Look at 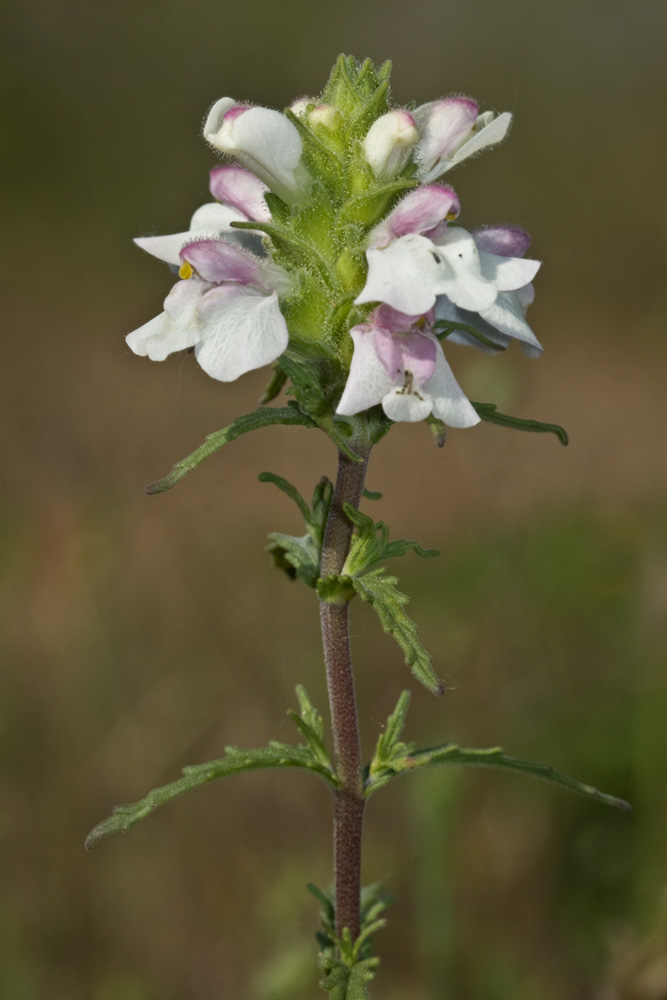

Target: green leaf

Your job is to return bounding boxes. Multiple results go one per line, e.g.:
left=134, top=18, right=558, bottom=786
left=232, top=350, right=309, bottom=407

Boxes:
left=435, top=318, right=508, bottom=352
left=259, top=365, right=288, bottom=404
left=362, top=488, right=382, bottom=501
left=288, top=686, right=332, bottom=771
left=472, top=402, right=569, bottom=446
left=145, top=405, right=314, bottom=494
left=258, top=471, right=313, bottom=525
left=368, top=690, right=416, bottom=785
left=86, top=735, right=339, bottom=851
left=351, top=569, right=444, bottom=696
left=320, top=960, right=376, bottom=999
left=267, top=530, right=321, bottom=587
left=365, top=741, right=631, bottom=810
left=342, top=505, right=439, bottom=577
left=261, top=473, right=334, bottom=588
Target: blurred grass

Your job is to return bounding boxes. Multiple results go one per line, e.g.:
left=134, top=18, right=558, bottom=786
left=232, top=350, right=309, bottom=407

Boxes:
left=1, top=0, right=666, bottom=996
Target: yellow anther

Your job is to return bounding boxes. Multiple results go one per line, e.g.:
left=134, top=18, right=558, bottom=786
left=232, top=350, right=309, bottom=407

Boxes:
left=446, top=211, right=458, bottom=221
left=179, top=260, right=193, bottom=280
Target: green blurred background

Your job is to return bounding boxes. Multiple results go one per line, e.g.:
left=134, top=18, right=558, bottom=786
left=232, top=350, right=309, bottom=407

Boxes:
left=1, top=0, right=666, bottom=997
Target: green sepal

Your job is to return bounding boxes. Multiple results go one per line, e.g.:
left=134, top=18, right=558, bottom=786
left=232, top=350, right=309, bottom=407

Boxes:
left=342, top=505, right=439, bottom=577
left=337, top=176, right=417, bottom=228
left=284, top=110, right=345, bottom=194
left=472, top=402, right=569, bottom=446
left=259, top=364, right=288, bottom=404
left=145, top=404, right=315, bottom=494
left=279, top=353, right=366, bottom=462
left=260, top=473, right=333, bottom=588
left=351, top=569, right=444, bottom=696
left=232, top=219, right=334, bottom=288
left=85, top=686, right=339, bottom=850
left=262, top=191, right=291, bottom=224
left=322, top=55, right=389, bottom=119
left=365, top=740, right=631, bottom=809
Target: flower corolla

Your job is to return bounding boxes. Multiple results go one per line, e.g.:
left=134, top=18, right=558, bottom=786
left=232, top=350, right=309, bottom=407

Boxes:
left=203, top=98, right=305, bottom=199
left=357, top=186, right=540, bottom=317
left=126, top=239, right=289, bottom=382
left=336, top=305, right=480, bottom=427
left=414, top=97, right=512, bottom=182
left=435, top=226, right=543, bottom=356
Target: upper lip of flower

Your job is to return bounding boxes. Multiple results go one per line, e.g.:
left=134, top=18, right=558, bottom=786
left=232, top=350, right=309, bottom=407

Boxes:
left=203, top=98, right=305, bottom=199
left=413, top=97, right=513, bottom=182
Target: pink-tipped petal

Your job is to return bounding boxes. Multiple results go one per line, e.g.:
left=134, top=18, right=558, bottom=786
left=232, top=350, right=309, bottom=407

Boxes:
left=363, top=110, right=418, bottom=179
left=370, top=185, right=460, bottom=246
left=473, top=225, right=531, bottom=257
left=181, top=239, right=264, bottom=286
left=209, top=166, right=270, bottom=221
left=414, top=97, right=479, bottom=176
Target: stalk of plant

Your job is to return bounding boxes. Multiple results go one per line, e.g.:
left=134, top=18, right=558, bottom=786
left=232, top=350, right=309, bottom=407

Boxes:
left=87, top=56, right=629, bottom=997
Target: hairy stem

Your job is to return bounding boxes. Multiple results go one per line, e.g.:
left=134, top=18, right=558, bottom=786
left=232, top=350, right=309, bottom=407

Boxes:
left=319, top=443, right=370, bottom=942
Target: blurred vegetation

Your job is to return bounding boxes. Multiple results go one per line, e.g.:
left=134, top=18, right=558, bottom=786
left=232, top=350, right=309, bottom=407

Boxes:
left=1, top=0, right=666, bottom=997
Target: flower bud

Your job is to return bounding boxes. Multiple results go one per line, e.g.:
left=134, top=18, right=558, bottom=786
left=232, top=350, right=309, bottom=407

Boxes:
left=204, top=98, right=304, bottom=198
left=363, top=110, right=418, bottom=179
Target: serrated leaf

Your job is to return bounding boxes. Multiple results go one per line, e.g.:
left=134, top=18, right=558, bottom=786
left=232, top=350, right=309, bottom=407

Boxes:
left=369, top=690, right=414, bottom=781
left=145, top=405, right=314, bottom=494
left=351, top=569, right=444, bottom=696
left=472, top=402, right=569, bottom=446
left=342, top=505, right=438, bottom=577
left=365, top=741, right=631, bottom=810
left=86, top=742, right=337, bottom=851
left=261, top=473, right=334, bottom=588
left=258, top=471, right=313, bottom=525
left=295, top=684, right=325, bottom=740
left=266, top=530, right=321, bottom=587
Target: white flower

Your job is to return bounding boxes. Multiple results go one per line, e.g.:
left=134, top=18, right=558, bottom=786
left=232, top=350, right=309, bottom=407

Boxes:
left=357, top=186, right=540, bottom=316
left=126, top=239, right=289, bottom=382
left=435, top=226, right=543, bottom=357
left=203, top=98, right=305, bottom=199
left=414, top=96, right=512, bottom=182
left=336, top=305, right=480, bottom=427
left=134, top=166, right=269, bottom=267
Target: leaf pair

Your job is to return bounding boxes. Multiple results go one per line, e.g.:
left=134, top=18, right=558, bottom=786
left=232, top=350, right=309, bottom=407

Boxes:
left=318, top=505, right=444, bottom=695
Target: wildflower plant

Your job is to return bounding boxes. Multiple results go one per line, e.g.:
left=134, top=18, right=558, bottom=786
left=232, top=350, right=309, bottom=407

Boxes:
left=88, top=56, right=628, bottom=996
